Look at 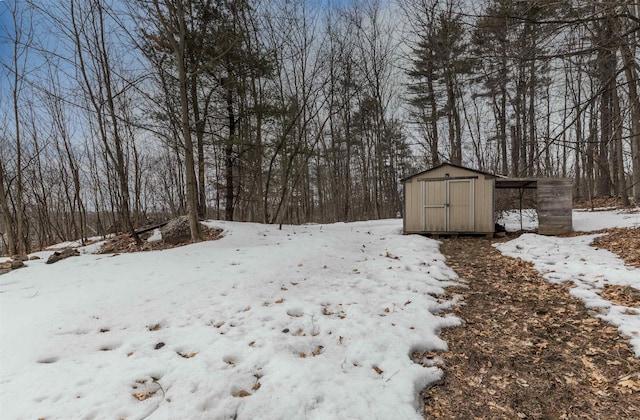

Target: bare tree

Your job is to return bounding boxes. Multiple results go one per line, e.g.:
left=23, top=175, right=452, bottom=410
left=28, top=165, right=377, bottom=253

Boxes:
left=150, top=0, right=201, bottom=239
left=54, top=0, right=144, bottom=242
left=1, top=0, right=35, bottom=254
left=616, top=0, right=640, bottom=201
left=0, top=148, right=16, bottom=255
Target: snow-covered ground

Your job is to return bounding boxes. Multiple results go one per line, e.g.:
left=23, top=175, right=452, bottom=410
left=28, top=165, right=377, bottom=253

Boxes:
left=573, top=208, right=640, bottom=231
left=0, top=220, right=460, bottom=420
left=498, top=207, right=640, bottom=232
left=496, top=209, right=539, bottom=231
left=496, top=207, right=640, bottom=356
left=2, top=210, right=639, bottom=419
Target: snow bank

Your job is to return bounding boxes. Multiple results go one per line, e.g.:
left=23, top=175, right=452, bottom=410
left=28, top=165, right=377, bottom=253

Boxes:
left=573, top=208, right=640, bottom=231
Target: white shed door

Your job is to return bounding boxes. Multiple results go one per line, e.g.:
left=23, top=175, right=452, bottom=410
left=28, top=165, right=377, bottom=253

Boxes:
left=422, top=179, right=474, bottom=232
left=447, top=179, right=474, bottom=231
left=422, top=181, right=446, bottom=231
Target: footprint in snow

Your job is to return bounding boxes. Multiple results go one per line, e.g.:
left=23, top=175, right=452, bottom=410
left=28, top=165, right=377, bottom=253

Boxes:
left=223, top=355, right=240, bottom=366
left=286, top=308, right=304, bottom=317
left=37, top=356, right=59, bottom=364
left=98, top=342, right=121, bottom=351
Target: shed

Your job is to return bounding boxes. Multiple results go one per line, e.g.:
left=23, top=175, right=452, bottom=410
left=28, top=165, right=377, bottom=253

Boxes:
left=402, top=163, right=573, bottom=236
left=403, top=163, right=496, bottom=235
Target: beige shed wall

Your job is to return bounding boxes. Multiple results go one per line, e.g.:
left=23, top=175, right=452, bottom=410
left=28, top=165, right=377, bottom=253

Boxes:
left=403, top=165, right=495, bottom=234
left=404, top=177, right=423, bottom=232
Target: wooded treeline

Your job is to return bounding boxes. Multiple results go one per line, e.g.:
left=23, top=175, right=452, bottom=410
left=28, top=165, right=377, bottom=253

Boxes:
left=0, top=0, right=638, bottom=254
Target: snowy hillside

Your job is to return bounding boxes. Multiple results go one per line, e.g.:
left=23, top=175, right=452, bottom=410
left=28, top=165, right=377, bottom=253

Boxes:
left=0, top=220, right=460, bottom=419
left=2, top=210, right=639, bottom=419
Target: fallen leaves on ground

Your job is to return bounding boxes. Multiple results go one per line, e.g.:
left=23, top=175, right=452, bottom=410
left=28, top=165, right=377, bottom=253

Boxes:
left=423, top=235, right=640, bottom=419
left=132, top=391, right=155, bottom=401
left=99, top=226, right=223, bottom=254
left=573, top=197, right=631, bottom=209
left=131, top=379, right=161, bottom=402
left=177, top=351, right=198, bottom=359
left=600, top=285, right=640, bottom=308
left=232, top=390, right=251, bottom=398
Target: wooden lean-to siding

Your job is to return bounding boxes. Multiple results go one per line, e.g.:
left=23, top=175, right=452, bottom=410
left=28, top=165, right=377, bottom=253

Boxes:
left=537, top=179, right=573, bottom=235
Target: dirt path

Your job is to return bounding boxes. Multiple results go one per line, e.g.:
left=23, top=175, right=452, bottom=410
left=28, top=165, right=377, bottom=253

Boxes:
left=423, top=235, right=640, bottom=419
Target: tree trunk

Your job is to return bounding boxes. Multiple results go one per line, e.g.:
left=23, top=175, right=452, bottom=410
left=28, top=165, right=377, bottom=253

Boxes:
left=612, top=87, right=630, bottom=205
left=225, top=85, right=235, bottom=222
left=0, top=159, right=16, bottom=256
left=11, top=9, right=26, bottom=255
left=528, top=55, right=536, bottom=177
left=619, top=41, right=640, bottom=200
left=175, top=1, right=201, bottom=240
left=596, top=17, right=615, bottom=197
left=499, top=81, right=508, bottom=176
left=151, top=0, right=201, bottom=241
left=190, top=70, right=209, bottom=220
left=446, top=77, right=461, bottom=164
left=427, top=60, right=440, bottom=166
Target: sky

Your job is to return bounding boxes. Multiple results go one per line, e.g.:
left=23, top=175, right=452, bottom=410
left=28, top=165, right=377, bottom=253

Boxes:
left=0, top=0, right=363, bottom=63
left=0, top=1, right=13, bottom=66
left=0, top=1, right=12, bottom=110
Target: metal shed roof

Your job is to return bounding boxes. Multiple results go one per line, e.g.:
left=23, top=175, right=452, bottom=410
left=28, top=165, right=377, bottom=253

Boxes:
left=401, top=162, right=498, bottom=182
left=403, top=163, right=547, bottom=191
left=495, top=178, right=538, bottom=189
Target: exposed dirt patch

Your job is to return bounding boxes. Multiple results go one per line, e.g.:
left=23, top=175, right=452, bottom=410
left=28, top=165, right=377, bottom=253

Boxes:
left=423, top=235, right=640, bottom=419
left=99, top=226, right=223, bottom=254
left=573, top=197, right=630, bottom=209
